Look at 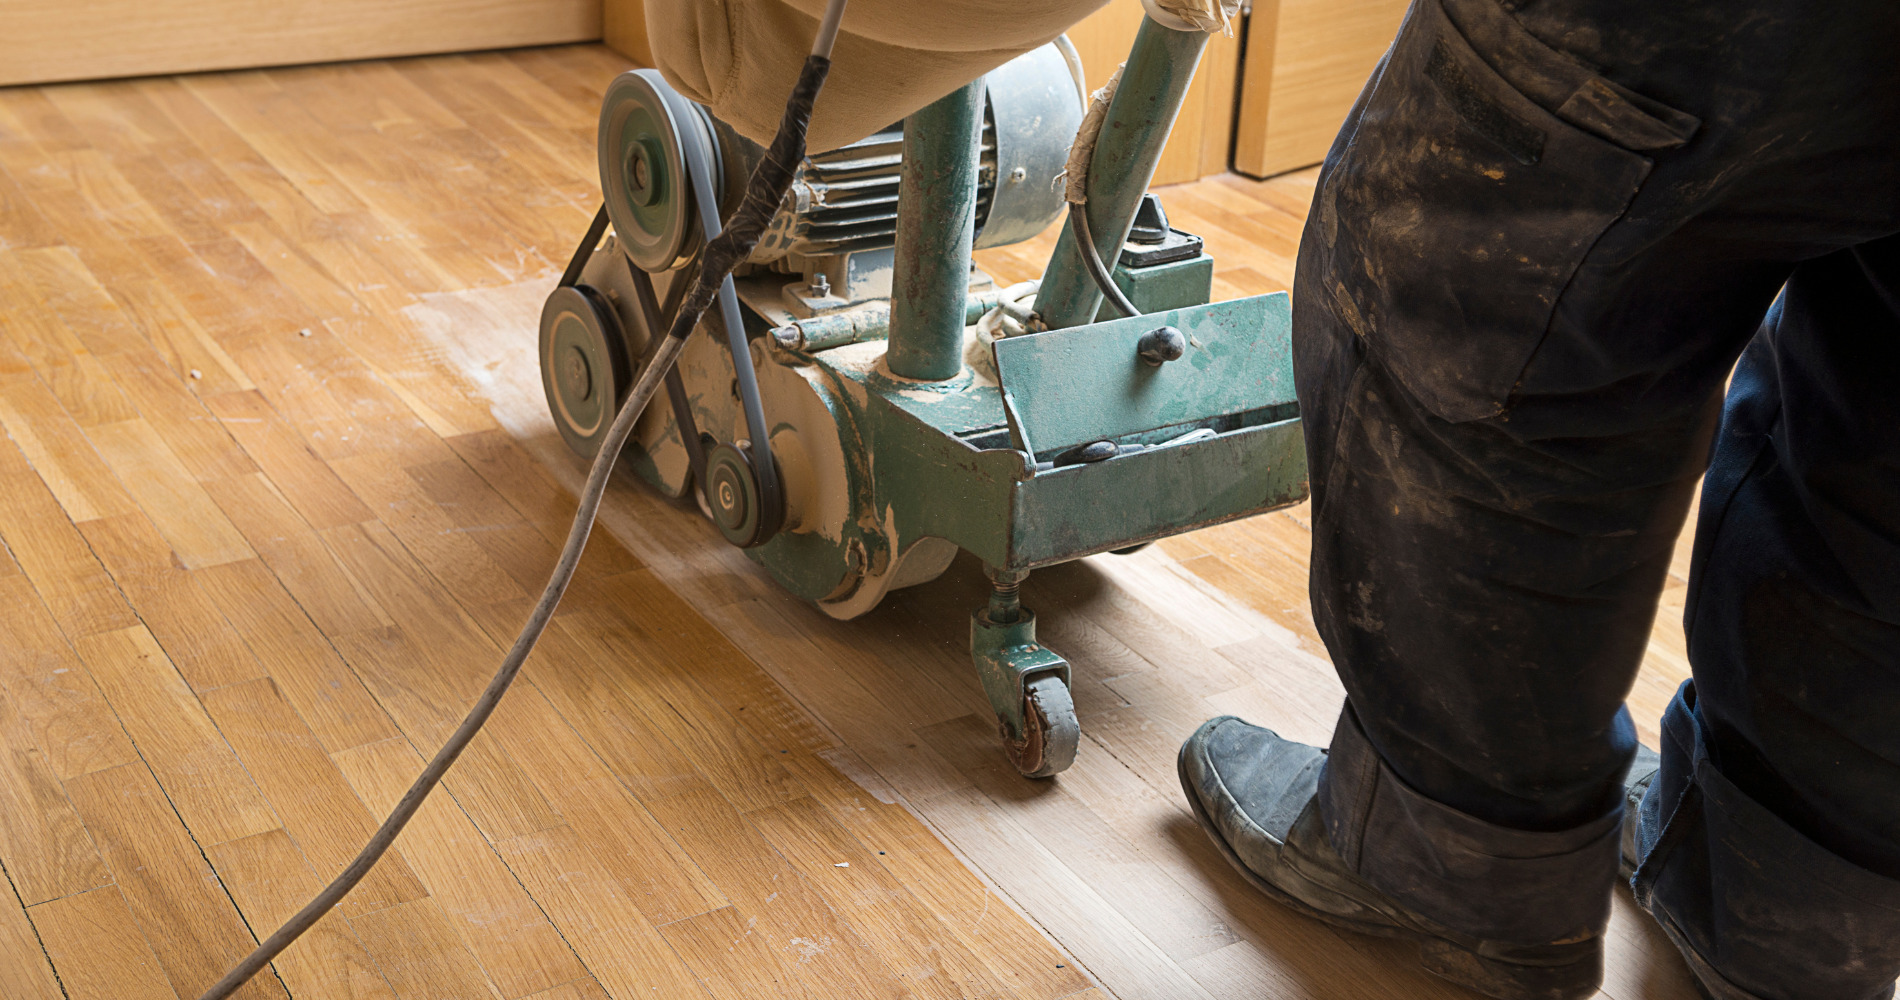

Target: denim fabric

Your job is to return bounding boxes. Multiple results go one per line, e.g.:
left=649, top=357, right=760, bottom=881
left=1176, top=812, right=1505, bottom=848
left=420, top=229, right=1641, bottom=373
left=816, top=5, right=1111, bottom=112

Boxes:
left=1293, top=0, right=1900, bottom=990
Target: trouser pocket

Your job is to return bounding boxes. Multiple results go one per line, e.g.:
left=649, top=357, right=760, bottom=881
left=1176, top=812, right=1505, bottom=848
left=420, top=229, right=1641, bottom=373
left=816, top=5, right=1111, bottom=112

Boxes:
left=1309, top=0, right=1699, bottom=422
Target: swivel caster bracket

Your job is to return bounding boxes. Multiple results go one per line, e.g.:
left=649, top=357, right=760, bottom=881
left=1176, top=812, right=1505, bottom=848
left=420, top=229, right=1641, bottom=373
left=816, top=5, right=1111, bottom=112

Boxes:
left=971, top=570, right=1078, bottom=778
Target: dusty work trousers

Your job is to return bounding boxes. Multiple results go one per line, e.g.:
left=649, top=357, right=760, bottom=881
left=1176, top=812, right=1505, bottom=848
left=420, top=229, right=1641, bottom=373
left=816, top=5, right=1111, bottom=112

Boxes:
left=1294, top=0, right=1900, bottom=996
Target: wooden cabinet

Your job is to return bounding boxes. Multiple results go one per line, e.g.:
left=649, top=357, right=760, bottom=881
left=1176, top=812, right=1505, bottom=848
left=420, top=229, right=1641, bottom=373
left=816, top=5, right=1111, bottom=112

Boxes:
left=1062, top=0, right=1242, bottom=185
left=1233, top=0, right=1409, bottom=177
left=0, top=0, right=599, bottom=87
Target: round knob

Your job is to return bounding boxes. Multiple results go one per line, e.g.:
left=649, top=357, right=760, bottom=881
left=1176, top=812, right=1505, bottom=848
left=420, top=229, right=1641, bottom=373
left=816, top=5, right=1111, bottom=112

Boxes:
left=1137, top=326, right=1186, bottom=366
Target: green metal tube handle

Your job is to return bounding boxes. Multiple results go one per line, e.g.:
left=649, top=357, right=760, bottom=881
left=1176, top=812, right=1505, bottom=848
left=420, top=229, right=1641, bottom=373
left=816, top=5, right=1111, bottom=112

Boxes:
left=1034, top=18, right=1210, bottom=330
left=888, top=80, right=988, bottom=381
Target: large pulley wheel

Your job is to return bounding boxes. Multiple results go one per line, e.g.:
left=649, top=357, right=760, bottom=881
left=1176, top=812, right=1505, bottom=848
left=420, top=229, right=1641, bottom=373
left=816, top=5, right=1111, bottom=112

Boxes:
left=599, top=70, right=716, bottom=272
left=1001, top=674, right=1079, bottom=778
left=539, top=285, right=631, bottom=458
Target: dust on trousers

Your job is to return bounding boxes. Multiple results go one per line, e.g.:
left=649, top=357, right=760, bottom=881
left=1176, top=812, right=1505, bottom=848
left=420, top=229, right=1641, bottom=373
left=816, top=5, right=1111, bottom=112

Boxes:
left=1293, top=0, right=1900, bottom=996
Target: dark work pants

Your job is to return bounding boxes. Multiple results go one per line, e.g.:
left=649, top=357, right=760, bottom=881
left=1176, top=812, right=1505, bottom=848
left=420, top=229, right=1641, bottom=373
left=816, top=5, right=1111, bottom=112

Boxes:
left=1293, top=0, right=1900, bottom=996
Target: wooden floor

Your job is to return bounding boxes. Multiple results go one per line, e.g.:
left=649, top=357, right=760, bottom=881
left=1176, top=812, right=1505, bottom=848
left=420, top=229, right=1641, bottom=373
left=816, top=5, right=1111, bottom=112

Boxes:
left=0, top=43, right=1714, bottom=1000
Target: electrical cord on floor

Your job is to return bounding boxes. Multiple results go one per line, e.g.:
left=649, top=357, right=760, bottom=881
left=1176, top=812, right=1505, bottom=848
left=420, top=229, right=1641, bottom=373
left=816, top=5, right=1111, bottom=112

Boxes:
left=191, top=3, right=848, bottom=997
left=1068, top=201, right=1141, bottom=318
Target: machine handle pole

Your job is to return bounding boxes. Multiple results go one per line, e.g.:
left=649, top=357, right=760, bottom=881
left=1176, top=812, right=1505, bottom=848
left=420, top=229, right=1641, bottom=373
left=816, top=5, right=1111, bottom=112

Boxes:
left=1034, top=18, right=1210, bottom=330
left=887, top=79, right=989, bottom=381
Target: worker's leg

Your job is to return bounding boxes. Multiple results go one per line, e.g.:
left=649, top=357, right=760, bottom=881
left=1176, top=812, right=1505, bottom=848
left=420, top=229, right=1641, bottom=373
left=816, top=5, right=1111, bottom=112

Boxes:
left=1191, top=0, right=1900, bottom=988
left=1291, top=0, right=1773, bottom=956
left=1628, top=240, right=1900, bottom=999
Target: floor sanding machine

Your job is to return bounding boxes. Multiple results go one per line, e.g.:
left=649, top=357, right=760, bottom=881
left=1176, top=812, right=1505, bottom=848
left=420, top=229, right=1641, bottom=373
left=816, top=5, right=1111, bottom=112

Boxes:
left=538, top=17, right=1307, bottom=777
left=195, top=5, right=1304, bottom=995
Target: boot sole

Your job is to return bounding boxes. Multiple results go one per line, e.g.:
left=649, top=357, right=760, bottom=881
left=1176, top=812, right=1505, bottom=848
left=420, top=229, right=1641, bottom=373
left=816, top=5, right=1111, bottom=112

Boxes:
left=1177, top=741, right=1600, bottom=1000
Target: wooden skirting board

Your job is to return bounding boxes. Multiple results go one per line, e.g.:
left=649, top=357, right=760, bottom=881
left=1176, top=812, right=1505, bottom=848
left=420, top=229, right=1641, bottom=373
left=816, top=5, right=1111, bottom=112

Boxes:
left=0, top=0, right=599, bottom=87
left=0, top=40, right=1738, bottom=1000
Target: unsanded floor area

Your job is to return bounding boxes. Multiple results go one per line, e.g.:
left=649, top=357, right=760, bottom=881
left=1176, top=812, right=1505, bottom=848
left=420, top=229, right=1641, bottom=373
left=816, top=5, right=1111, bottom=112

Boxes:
left=0, top=43, right=1716, bottom=1000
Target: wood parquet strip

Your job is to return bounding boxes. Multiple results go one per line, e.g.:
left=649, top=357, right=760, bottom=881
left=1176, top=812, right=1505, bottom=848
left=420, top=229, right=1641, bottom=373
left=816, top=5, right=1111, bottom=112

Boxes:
left=0, top=41, right=1726, bottom=1000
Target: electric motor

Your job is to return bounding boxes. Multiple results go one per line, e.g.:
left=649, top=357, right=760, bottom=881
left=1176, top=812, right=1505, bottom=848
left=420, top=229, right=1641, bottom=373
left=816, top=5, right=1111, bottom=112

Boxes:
left=598, top=41, right=1085, bottom=280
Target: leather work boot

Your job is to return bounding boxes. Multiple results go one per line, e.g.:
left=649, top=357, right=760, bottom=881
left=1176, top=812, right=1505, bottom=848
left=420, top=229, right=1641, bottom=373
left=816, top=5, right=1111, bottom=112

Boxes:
left=1179, top=716, right=1603, bottom=1000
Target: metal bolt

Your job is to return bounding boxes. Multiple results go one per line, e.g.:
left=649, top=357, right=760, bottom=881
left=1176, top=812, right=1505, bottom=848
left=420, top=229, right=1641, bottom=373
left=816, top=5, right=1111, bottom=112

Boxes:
left=990, top=578, right=1022, bottom=624
left=1009, top=166, right=1027, bottom=183
left=627, top=138, right=662, bottom=207
left=810, top=273, right=831, bottom=298
left=562, top=347, right=592, bottom=400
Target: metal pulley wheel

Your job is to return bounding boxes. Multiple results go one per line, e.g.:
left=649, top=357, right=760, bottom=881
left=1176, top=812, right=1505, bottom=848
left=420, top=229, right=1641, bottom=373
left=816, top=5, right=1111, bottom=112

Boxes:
left=1001, top=674, right=1079, bottom=778
left=539, top=285, right=631, bottom=458
left=702, top=442, right=783, bottom=548
left=598, top=70, right=721, bottom=271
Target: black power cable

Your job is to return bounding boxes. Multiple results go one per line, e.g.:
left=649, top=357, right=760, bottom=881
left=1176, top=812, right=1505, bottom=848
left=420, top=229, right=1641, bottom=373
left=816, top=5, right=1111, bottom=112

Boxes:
left=1069, top=201, right=1142, bottom=319
left=190, top=4, right=848, bottom=997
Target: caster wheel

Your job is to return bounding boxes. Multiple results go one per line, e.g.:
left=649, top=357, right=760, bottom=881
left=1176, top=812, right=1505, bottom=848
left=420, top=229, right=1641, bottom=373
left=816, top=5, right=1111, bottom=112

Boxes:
left=1001, top=674, right=1079, bottom=778
left=539, top=284, right=631, bottom=459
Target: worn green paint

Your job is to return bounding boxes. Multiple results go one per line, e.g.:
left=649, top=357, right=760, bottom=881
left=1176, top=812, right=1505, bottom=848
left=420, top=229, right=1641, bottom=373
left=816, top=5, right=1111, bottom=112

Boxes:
left=797, top=291, right=1303, bottom=575
left=1035, top=18, right=1212, bottom=330
left=972, top=608, right=1069, bottom=739
left=887, top=81, right=987, bottom=381
left=994, top=293, right=1294, bottom=454
left=1094, top=252, right=1214, bottom=322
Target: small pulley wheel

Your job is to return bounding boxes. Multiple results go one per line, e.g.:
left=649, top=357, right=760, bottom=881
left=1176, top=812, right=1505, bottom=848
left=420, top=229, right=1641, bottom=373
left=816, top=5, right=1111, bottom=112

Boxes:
left=599, top=70, right=715, bottom=272
left=1001, top=674, right=1079, bottom=778
left=703, top=442, right=782, bottom=549
left=539, top=285, right=631, bottom=458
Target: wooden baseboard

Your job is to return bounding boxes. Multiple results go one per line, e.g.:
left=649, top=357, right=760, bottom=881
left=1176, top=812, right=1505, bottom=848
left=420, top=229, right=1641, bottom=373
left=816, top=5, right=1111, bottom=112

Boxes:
left=0, top=0, right=600, bottom=87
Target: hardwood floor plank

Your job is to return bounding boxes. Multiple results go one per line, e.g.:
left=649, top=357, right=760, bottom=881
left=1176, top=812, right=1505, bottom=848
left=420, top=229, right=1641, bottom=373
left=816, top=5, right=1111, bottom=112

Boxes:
left=444, top=429, right=643, bottom=578
left=64, top=762, right=288, bottom=1000
left=0, top=432, right=138, bottom=639
left=205, top=829, right=398, bottom=1000
left=0, top=372, right=138, bottom=523
left=0, top=691, right=112, bottom=904
left=0, top=574, right=140, bottom=780
left=643, top=785, right=903, bottom=1000
left=497, top=687, right=730, bottom=922
left=96, top=348, right=259, bottom=481
left=780, top=748, right=1094, bottom=1000
left=349, top=897, right=504, bottom=1000
left=77, top=512, right=271, bottom=692
left=494, top=825, right=711, bottom=1000
left=326, top=621, right=563, bottom=844
left=330, top=449, right=530, bottom=609
left=200, top=678, right=427, bottom=916
left=195, top=558, right=399, bottom=752
left=915, top=786, right=1219, bottom=1000
left=332, top=736, right=589, bottom=1000
left=29, top=886, right=179, bottom=1000
left=202, top=472, right=392, bottom=637
left=747, top=795, right=1012, bottom=1000
left=0, top=862, right=64, bottom=1000
left=73, top=625, right=277, bottom=846
left=204, top=389, right=375, bottom=530
left=105, top=275, right=254, bottom=395
left=921, top=713, right=1241, bottom=965
left=86, top=419, right=254, bottom=569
